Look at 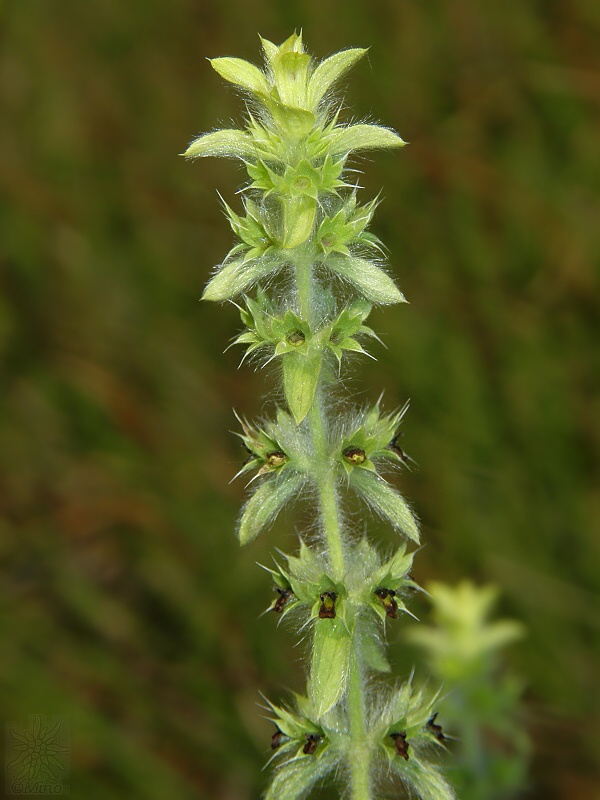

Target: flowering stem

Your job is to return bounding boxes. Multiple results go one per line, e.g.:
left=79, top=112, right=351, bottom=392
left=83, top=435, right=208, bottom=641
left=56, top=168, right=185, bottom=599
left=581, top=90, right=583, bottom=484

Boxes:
left=188, top=33, right=456, bottom=800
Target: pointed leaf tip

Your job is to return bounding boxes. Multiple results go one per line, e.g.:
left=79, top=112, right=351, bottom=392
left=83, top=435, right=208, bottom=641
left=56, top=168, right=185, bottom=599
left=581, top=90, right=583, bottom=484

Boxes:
left=202, top=256, right=281, bottom=302
left=183, top=129, right=255, bottom=160
left=308, top=47, right=368, bottom=108
left=310, top=620, right=352, bottom=717
left=330, top=124, right=406, bottom=154
left=264, top=750, right=337, bottom=800
left=351, top=469, right=420, bottom=542
left=238, top=473, right=304, bottom=545
left=209, top=56, right=271, bottom=96
left=283, top=352, right=323, bottom=424
left=326, top=255, right=406, bottom=306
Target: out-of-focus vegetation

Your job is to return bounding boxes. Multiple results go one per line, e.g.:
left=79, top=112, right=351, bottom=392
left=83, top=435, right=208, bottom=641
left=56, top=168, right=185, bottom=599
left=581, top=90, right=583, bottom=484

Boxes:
left=1, top=1, right=599, bottom=798
left=408, top=582, right=529, bottom=800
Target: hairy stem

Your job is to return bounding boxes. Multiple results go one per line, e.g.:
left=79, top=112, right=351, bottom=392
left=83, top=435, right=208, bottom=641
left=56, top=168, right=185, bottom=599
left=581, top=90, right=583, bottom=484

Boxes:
left=295, top=247, right=371, bottom=800
left=294, top=247, right=346, bottom=579
left=294, top=247, right=314, bottom=325
left=315, top=417, right=371, bottom=800
left=310, top=400, right=346, bottom=580
left=348, top=650, right=372, bottom=800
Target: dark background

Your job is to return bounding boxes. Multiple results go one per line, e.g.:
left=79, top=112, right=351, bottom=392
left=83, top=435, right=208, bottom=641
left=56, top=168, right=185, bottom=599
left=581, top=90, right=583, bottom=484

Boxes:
left=1, top=1, right=599, bottom=798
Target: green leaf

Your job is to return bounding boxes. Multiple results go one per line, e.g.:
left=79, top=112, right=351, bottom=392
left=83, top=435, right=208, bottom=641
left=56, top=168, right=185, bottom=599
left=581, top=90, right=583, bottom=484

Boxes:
left=202, top=256, right=281, bottom=301
left=326, top=255, right=406, bottom=305
left=264, top=699, right=311, bottom=740
left=283, top=351, right=323, bottom=424
left=373, top=544, right=414, bottom=587
left=390, top=756, right=455, bottom=800
left=360, top=627, right=391, bottom=673
left=265, top=750, right=337, bottom=800
left=238, top=473, right=304, bottom=545
left=281, top=196, right=317, bottom=249
left=329, top=124, right=406, bottom=154
left=310, top=619, right=352, bottom=718
left=284, top=541, right=326, bottom=599
left=260, top=36, right=279, bottom=63
left=273, top=51, right=311, bottom=108
left=263, top=96, right=316, bottom=139
left=350, top=470, right=420, bottom=542
left=210, top=56, right=271, bottom=96
left=182, top=129, right=255, bottom=160
left=308, top=48, right=368, bottom=109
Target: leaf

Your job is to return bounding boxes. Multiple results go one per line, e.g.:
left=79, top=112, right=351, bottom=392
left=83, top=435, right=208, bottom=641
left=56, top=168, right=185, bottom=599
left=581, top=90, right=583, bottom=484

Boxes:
left=390, top=756, right=456, bottom=800
left=308, top=48, right=368, bottom=109
left=210, top=56, right=271, bottom=96
left=283, top=351, right=323, bottom=424
left=350, top=470, right=420, bottom=542
left=281, top=196, right=317, bottom=249
left=273, top=52, right=311, bottom=107
left=182, top=129, right=255, bottom=160
left=310, top=619, right=352, bottom=718
left=375, top=545, right=414, bottom=586
left=260, top=36, right=279, bottom=63
left=329, top=124, right=406, bottom=154
left=238, top=473, right=304, bottom=545
left=264, top=700, right=308, bottom=740
left=262, top=96, right=316, bottom=139
left=326, top=255, right=406, bottom=305
left=265, top=750, right=337, bottom=800
left=202, top=256, right=281, bottom=302
left=360, top=630, right=391, bottom=673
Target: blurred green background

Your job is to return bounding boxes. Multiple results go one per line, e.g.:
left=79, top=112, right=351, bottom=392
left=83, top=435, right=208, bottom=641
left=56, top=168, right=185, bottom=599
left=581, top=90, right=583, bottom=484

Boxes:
left=1, top=0, right=599, bottom=798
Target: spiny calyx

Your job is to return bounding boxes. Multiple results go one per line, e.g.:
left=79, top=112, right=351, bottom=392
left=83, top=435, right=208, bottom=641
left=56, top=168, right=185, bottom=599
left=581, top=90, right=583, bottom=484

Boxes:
left=235, top=406, right=419, bottom=542
left=264, top=679, right=451, bottom=800
left=263, top=540, right=418, bottom=624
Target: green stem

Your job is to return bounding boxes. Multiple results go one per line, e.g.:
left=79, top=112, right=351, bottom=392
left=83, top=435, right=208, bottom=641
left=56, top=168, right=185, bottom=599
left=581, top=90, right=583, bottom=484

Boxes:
left=313, top=417, right=371, bottom=800
left=311, top=400, right=346, bottom=581
left=294, top=247, right=314, bottom=325
left=348, top=650, right=372, bottom=800
left=294, top=246, right=371, bottom=800
left=295, top=247, right=346, bottom=580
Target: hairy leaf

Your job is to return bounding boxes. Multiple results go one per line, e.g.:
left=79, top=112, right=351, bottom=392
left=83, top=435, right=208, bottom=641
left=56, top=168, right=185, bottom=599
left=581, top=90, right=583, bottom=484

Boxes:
left=310, top=619, right=352, bottom=718
left=261, top=95, right=316, bottom=139
left=238, top=473, right=304, bottom=545
left=283, top=351, right=323, bottom=424
left=390, top=756, right=456, bottom=800
left=329, top=124, right=406, bottom=154
left=308, top=48, right=368, bottom=109
left=281, top=196, right=317, bottom=249
left=326, top=255, right=406, bottom=305
left=210, top=56, right=270, bottom=96
left=351, top=470, right=420, bottom=542
left=202, top=256, right=281, bottom=301
left=182, top=129, right=255, bottom=160
left=360, top=625, right=391, bottom=673
left=265, top=750, right=337, bottom=800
